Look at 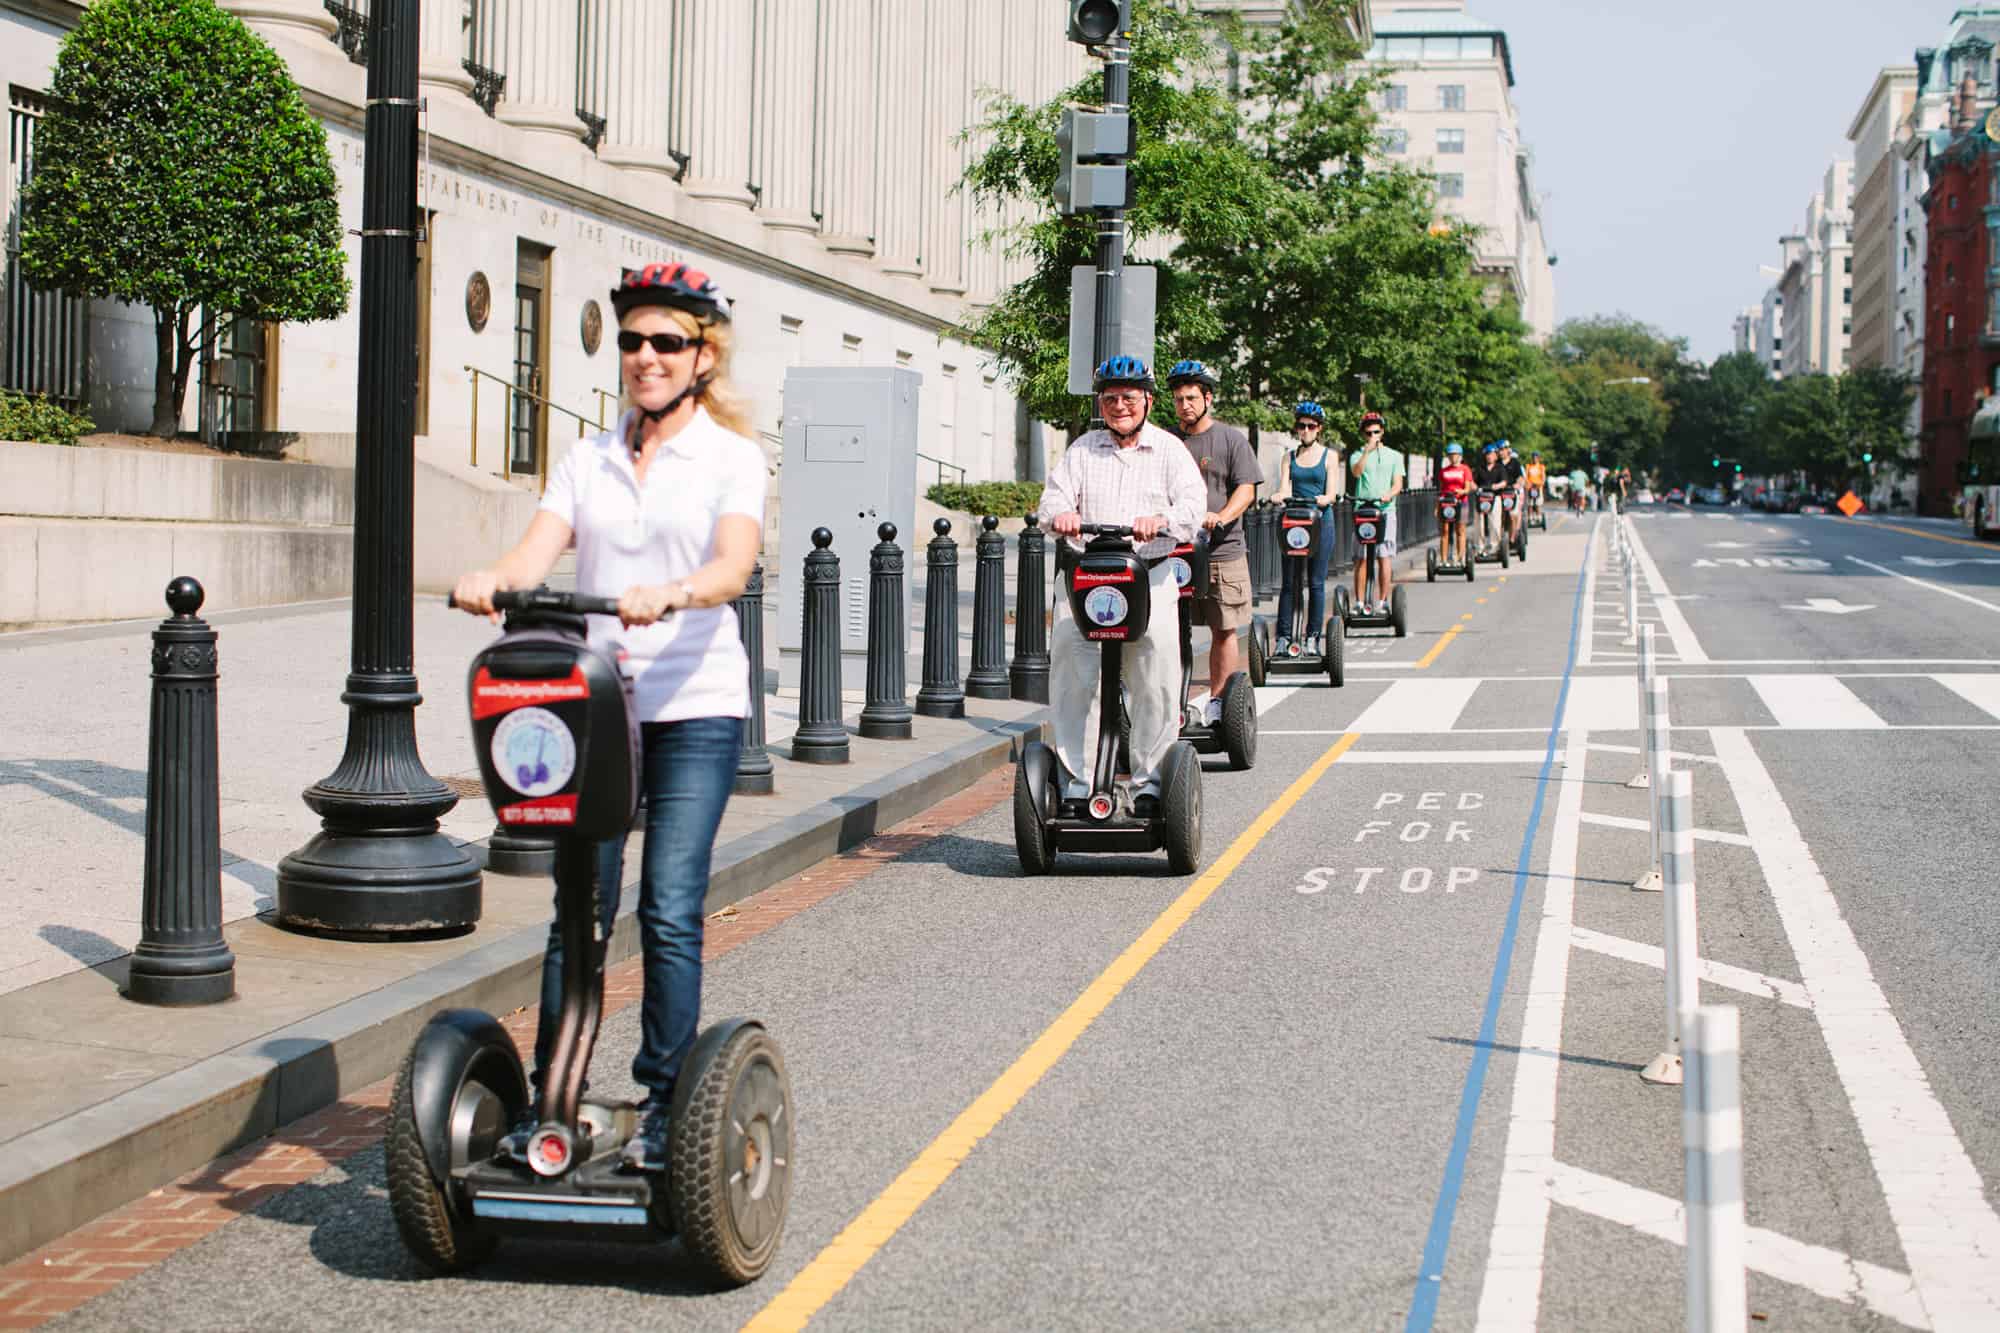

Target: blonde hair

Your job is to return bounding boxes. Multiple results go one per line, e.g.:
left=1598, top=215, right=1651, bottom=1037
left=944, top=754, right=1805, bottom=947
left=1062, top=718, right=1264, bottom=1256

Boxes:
left=621, top=306, right=756, bottom=439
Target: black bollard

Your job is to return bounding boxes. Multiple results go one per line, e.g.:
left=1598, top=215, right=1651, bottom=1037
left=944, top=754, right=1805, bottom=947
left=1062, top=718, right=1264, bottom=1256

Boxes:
left=128, top=577, right=235, bottom=1006
left=792, top=528, right=850, bottom=763
left=1010, top=513, right=1050, bottom=704
left=1256, top=502, right=1280, bottom=602
left=965, top=515, right=1011, bottom=700
left=915, top=517, right=966, bottom=718
left=1244, top=499, right=1265, bottom=601
left=733, top=562, right=775, bottom=793
left=859, top=523, right=914, bottom=740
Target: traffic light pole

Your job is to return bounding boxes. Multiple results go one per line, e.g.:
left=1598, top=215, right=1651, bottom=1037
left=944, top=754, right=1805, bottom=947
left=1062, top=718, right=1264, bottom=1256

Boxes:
left=1091, top=37, right=1130, bottom=374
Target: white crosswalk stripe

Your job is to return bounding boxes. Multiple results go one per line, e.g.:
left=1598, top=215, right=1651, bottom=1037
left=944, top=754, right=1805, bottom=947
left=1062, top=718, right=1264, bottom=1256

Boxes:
left=1347, top=678, right=1481, bottom=732
left=1747, top=675, right=1887, bottom=730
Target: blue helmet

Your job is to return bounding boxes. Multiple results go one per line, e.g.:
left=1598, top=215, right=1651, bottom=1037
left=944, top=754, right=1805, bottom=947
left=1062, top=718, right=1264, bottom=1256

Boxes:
left=1092, top=355, right=1154, bottom=394
left=1166, top=359, right=1219, bottom=391
left=1482, top=441, right=1499, bottom=454
left=1446, top=442, right=1463, bottom=456
left=1294, top=401, right=1325, bottom=421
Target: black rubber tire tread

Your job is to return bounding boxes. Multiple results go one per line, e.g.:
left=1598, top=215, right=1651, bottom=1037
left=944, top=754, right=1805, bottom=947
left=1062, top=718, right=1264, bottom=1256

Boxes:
left=670, top=1027, right=793, bottom=1287
left=1466, top=557, right=1475, bottom=582
left=1013, top=760, right=1054, bottom=874
left=1247, top=622, right=1267, bottom=687
left=1426, top=549, right=1437, bottom=583
left=1498, top=540, right=1509, bottom=569
left=1324, top=615, right=1345, bottom=685
left=1117, top=694, right=1133, bottom=777
left=385, top=1047, right=497, bottom=1274
left=1391, top=587, right=1408, bottom=639
left=1161, top=743, right=1202, bottom=875
left=1221, top=673, right=1256, bottom=770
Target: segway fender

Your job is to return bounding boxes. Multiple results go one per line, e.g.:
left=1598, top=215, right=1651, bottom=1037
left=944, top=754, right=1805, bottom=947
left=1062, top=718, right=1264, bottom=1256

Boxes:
left=409, top=1009, right=527, bottom=1186
left=1019, top=739, right=1058, bottom=824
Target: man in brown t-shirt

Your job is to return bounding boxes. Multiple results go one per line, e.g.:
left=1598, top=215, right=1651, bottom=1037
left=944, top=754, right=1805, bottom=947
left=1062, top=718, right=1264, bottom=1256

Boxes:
left=1166, top=360, right=1261, bottom=724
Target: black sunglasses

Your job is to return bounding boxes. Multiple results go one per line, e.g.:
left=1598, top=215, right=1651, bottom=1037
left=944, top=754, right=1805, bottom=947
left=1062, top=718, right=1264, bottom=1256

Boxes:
left=617, top=330, right=703, bottom=355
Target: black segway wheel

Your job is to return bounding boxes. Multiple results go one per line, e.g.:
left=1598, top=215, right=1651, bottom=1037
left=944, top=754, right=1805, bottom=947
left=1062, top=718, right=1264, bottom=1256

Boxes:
left=1160, top=741, right=1202, bottom=875
left=1426, top=548, right=1437, bottom=583
left=1323, top=615, right=1345, bottom=687
left=1391, top=586, right=1408, bottom=638
left=670, top=1022, right=794, bottom=1286
left=385, top=1024, right=519, bottom=1274
left=1247, top=617, right=1268, bottom=687
left=1013, top=756, right=1055, bottom=875
left=1333, top=584, right=1351, bottom=619
left=1116, top=691, right=1133, bottom=777
left=1465, top=555, right=1475, bottom=583
left=1518, top=526, right=1529, bottom=562
left=1219, top=671, right=1256, bottom=770
left=1498, top=539, right=1509, bottom=570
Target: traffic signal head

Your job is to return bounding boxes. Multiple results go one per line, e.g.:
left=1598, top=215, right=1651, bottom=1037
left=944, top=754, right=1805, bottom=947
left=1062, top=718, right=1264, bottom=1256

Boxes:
left=1862, top=452, right=1873, bottom=464
left=1712, top=456, right=1720, bottom=468
left=1054, top=108, right=1135, bottom=214
left=1734, top=463, right=1742, bottom=473
left=1067, top=0, right=1128, bottom=45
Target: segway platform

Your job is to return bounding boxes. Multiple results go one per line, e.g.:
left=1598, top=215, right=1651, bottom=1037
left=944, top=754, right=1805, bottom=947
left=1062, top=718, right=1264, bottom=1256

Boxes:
left=1338, top=502, right=1408, bottom=638
left=1427, top=494, right=1476, bottom=583
left=386, top=587, right=793, bottom=1286
left=1251, top=502, right=1343, bottom=688
left=1169, top=533, right=1256, bottom=770
left=1471, top=490, right=1510, bottom=568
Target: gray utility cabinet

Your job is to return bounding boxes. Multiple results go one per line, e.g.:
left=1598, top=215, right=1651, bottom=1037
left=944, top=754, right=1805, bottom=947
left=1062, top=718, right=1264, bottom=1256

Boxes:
left=776, top=367, right=920, bottom=693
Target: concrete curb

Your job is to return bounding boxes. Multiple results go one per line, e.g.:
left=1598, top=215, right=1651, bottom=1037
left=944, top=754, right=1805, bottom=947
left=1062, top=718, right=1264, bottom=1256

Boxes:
left=0, top=711, right=1049, bottom=1267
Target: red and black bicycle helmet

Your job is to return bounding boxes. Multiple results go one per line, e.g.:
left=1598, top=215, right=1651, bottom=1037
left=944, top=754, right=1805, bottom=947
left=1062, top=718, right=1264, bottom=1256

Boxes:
left=1359, top=411, right=1386, bottom=432
left=611, top=262, right=732, bottom=324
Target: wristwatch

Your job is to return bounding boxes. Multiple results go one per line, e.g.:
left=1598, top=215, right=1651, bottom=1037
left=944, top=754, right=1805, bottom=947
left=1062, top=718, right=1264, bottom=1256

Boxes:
left=676, top=580, right=697, bottom=610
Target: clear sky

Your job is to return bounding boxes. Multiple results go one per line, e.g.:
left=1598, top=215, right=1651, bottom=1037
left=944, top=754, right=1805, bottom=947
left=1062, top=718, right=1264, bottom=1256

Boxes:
left=1474, top=0, right=1949, bottom=360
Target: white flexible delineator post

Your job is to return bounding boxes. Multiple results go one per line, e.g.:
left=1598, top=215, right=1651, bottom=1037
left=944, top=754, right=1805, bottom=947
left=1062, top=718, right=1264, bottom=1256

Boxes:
left=1683, top=1003, right=1747, bottom=1333
left=1622, top=559, right=1641, bottom=646
left=1627, top=623, right=1655, bottom=788
left=1633, top=675, right=1668, bottom=893
left=1641, top=767, right=1696, bottom=1082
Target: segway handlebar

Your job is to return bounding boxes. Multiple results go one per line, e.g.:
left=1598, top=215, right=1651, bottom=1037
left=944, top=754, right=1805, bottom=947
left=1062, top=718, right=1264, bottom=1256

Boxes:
left=448, top=587, right=626, bottom=617
left=1076, top=522, right=1138, bottom=538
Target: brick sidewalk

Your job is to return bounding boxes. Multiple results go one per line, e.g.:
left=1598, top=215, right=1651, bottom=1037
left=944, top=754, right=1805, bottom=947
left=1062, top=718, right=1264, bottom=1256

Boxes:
left=0, top=767, right=1013, bottom=1329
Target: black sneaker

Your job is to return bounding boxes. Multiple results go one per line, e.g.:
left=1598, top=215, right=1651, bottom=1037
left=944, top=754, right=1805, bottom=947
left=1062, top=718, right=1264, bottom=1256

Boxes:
left=621, top=1098, right=671, bottom=1173
left=495, top=1105, right=538, bottom=1162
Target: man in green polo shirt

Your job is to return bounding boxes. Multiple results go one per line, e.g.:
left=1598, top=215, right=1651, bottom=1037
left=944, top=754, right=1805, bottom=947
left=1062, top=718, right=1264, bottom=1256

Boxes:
left=1348, top=411, right=1405, bottom=615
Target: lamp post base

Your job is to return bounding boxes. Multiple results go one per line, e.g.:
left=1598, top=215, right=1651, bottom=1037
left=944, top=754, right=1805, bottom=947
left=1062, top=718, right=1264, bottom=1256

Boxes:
left=277, top=827, right=481, bottom=939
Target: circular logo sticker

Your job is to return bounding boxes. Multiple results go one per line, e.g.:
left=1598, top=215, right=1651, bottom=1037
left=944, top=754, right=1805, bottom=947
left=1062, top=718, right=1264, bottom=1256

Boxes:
left=1285, top=528, right=1311, bottom=551
left=1083, top=586, right=1129, bottom=626
left=1358, top=522, right=1378, bottom=542
left=491, top=707, right=578, bottom=798
left=1441, top=504, right=1457, bottom=520
left=1169, top=557, right=1192, bottom=588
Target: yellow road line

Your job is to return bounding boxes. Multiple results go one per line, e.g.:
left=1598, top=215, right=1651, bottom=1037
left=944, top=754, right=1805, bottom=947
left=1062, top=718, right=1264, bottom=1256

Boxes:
left=741, top=732, right=1364, bottom=1332
left=1852, top=519, right=1997, bottom=551
left=1476, top=597, right=1487, bottom=604
left=1415, top=623, right=1463, bottom=670
left=1460, top=612, right=1474, bottom=622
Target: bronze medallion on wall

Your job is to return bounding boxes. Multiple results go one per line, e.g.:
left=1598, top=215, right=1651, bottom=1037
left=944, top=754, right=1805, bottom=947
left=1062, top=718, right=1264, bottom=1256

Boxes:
left=581, top=299, right=603, bottom=355
left=465, top=271, right=491, bottom=333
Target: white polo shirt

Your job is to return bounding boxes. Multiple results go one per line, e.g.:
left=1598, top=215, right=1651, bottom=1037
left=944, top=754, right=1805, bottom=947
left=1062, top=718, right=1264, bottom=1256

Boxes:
left=538, top=406, right=767, bottom=723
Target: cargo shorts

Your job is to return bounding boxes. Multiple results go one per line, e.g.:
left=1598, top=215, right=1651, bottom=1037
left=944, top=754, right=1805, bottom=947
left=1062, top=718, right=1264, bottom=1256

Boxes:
left=1201, top=553, right=1253, bottom=633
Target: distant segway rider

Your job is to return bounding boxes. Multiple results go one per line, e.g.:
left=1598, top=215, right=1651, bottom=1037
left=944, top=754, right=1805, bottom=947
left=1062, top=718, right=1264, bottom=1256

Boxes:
left=1568, top=467, right=1590, bottom=513
left=1472, top=442, right=1508, bottom=551
left=1497, top=440, right=1526, bottom=545
left=1523, top=451, right=1548, bottom=522
left=451, top=262, right=765, bottom=1173
left=1037, top=357, right=1206, bottom=812
left=1438, top=442, right=1474, bottom=567
left=1166, top=359, right=1260, bottom=722
left=1348, top=411, right=1405, bottom=615
left=1272, top=400, right=1336, bottom=654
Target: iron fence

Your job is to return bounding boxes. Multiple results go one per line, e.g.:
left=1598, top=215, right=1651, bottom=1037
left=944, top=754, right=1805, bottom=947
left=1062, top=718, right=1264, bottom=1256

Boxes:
left=4, top=87, right=86, bottom=413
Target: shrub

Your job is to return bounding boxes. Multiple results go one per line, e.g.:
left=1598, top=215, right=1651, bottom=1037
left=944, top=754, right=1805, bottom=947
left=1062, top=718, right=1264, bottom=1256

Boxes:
left=927, top=481, right=1045, bottom=517
left=0, top=392, right=93, bottom=446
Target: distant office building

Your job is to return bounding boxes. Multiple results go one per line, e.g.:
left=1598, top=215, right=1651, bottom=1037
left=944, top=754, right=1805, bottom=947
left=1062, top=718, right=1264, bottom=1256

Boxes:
left=1364, top=0, right=1555, bottom=340
left=1756, top=287, right=1785, bottom=378
left=1732, top=308, right=1757, bottom=357
left=1775, top=162, right=1855, bottom=379
left=1848, top=67, right=1920, bottom=371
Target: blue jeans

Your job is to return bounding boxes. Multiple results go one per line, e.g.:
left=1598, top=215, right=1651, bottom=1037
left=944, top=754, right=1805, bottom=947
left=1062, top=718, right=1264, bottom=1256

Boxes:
left=1277, top=512, right=1332, bottom=638
left=534, top=714, right=742, bottom=1100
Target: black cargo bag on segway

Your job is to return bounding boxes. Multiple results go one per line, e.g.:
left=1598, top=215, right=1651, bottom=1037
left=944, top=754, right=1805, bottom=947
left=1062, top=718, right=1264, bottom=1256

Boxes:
left=1428, top=493, right=1476, bottom=583
left=385, top=588, right=793, bottom=1287
left=1255, top=501, right=1343, bottom=687
left=1337, top=500, right=1407, bottom=637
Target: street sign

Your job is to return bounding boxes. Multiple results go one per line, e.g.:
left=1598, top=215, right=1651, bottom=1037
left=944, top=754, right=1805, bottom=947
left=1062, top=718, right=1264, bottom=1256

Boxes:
left=1068, top=263, right=1157, bottom=394
left=1837, top=491, right=1864, bottom=517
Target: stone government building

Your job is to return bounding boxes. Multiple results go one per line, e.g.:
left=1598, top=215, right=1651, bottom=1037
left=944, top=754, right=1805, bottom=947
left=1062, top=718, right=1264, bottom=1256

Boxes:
left=0, top=0, right=1094, bottom=493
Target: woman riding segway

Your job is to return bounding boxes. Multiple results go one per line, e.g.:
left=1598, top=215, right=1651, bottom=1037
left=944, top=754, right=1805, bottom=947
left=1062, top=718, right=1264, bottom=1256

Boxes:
left=1429, top=442, right=1476, bottom=582
left=1273, top=401, right=1335, bottom=656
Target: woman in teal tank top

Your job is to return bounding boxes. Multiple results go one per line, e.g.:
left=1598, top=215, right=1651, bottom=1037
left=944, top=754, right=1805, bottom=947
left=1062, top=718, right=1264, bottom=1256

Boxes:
left=1274, top=403, right=1336, bottom=652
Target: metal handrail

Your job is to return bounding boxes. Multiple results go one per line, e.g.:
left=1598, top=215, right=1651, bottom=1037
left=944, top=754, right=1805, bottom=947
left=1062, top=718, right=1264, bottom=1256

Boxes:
left=917, top=450, right=966, bottom=487
left=466, top=364, right=609, bottom=493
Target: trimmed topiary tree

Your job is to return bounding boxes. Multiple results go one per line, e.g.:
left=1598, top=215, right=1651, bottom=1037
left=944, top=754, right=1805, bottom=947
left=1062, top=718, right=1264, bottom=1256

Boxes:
left=20, top=0, right=349, bottom=436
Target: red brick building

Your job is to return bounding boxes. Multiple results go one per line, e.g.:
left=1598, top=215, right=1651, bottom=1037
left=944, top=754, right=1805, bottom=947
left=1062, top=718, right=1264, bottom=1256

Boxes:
left=1920, top=85, right=2000, bottom=514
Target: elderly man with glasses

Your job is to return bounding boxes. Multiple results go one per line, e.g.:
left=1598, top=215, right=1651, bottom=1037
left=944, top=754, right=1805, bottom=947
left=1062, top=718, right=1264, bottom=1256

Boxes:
left=1036, top=357, right=1206, bottom=812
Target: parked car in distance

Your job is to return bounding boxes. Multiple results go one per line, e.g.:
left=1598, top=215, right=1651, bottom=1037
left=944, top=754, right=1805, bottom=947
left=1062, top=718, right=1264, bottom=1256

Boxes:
left=1665, top=487, right=1686, bottom=504
left=1635, top=488, right=1656, bottom=504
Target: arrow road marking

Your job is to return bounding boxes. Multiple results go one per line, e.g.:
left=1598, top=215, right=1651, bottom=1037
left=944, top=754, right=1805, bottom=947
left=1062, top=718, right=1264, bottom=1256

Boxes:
left=1783, top=598, right=1874, bottom=614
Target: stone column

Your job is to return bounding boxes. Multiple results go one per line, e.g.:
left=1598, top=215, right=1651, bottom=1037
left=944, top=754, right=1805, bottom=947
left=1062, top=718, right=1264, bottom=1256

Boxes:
left=816, top=0, right=878, bottom=257
left=873, top=0, right=926, bottom=276
left=219, top=1, right=336, bottom=43
left=923, top=3, right=968, bottom=294
left=675, top=0, right=755, bottom=207
left=600, top=0, right=679, bottom=175
left=419, top=0, right=474, bottom=96
left=497, top=0, right=584, bottom=143
left=752, top=0, right=821, bottom=234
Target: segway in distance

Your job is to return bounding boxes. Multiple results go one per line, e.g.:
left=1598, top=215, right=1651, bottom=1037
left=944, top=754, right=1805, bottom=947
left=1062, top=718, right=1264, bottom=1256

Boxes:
left=1527, top=484, right=1548, bottom=531
left=1251, top=500, right=1343, bottom=688
left=1015, top=524, right=1203, bottom=876
left=1502, top=484, right=1529, bottom=561
left=1427, top=493, right=1476, bottom=583
left=386, top=587, right=792, bottom=1285
left=1170, top=531, right=1256, bottom=770
left=1335, top=499, right=1408, bottom=637
left=1472, top=488, right=1510, bottom=570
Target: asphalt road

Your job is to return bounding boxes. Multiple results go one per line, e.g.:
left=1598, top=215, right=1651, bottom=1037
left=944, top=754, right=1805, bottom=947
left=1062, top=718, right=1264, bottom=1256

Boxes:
left=52, top=506, right=2000, bottom=1331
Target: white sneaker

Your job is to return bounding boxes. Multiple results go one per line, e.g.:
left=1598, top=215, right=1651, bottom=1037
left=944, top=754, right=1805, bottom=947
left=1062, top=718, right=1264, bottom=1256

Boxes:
left=1204, top=697, right=1223, bottom=725
left=1274, top=635, right=1291, bottom=656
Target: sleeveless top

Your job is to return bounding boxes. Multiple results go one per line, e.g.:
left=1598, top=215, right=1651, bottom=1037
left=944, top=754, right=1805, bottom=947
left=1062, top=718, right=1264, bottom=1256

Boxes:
left=1288, top=447, right=1329, bottom=503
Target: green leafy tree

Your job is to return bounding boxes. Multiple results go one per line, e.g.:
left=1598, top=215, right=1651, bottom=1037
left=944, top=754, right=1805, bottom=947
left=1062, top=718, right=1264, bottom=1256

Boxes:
left=20, top=0, right=350, bottom=436
left=1754, top=369, right=1917, bottom=491
left=1662, top=350, right=1770, bottom=482
left=1548, top=315, right=1679, bottom=473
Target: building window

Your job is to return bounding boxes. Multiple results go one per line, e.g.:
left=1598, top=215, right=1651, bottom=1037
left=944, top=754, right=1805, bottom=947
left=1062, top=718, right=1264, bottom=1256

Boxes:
left=1773, top=337, right=1782, bottom=351
left=1437, top=128, right=1466, bottom=154
left=842, top=333, right=863, bottom=364
left=1842, top=319, right=1852, bottom=335
left=1437, top=174, right=1465, bottom=198
left=1383, top=84, right=1407, bottom=111
left=1990, top=288, right=2000, bottom=333
left=1844, top=256, right=1852, bottom=273
left=1380, top=128, right=1408, bottom=154
left=1948, top=262, right=1955, bottom=284
left=1844, top=288, right=1852, bottom=305
left=1440, top=84, right=1466, bottom=110
left=1951, top=193, right=1960, bottom=211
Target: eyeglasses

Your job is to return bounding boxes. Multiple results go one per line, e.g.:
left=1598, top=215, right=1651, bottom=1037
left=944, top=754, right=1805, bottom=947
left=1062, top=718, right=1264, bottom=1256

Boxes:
left=1098, top=391, right=1147, bottom=409
left=1295, top=422, right=1321, bottom=432
left=1364, top=427, right=1384, bottom=437
left=617, top=330, right=702, bottom=355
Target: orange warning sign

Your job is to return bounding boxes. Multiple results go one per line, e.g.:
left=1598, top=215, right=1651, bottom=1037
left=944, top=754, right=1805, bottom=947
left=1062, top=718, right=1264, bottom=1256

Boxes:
left=1837, top=491, right=1864, bottom=517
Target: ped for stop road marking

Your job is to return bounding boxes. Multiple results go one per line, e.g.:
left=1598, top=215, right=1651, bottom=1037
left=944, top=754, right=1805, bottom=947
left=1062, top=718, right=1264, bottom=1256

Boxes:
left=742, top=731, right=1362, bottom=1333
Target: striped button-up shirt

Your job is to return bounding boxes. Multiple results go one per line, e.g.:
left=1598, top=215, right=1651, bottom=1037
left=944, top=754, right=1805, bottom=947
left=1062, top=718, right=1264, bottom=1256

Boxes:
left=1037, top=423, right=1207, bottom=559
